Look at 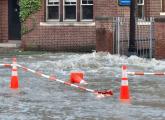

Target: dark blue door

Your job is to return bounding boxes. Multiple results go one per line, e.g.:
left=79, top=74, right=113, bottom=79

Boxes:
left=8, top=0, right=21, bottom=40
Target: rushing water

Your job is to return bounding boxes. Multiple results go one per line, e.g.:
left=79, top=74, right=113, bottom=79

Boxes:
left=0, top=52, right=165, bottom=120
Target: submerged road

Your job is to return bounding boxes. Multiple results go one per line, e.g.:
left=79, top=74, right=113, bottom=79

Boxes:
left=0, top=52, right=165, bottom=120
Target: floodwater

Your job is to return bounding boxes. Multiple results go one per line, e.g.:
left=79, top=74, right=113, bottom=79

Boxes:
left=0, top=52, right=165, bottom=120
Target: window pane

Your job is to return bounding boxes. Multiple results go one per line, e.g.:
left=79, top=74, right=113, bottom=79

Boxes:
left=82, top=0, right=93, bottom=4
left=65, top=6, right=76, bottom=19
left=82, top=0, right=87, bottom=4
left=48, top=6, right=59, bottom=19
left=137, top=6, right=144, bottom=19
left=82, top=5, right=93, bottom=19
left=88, top=0, right=93, bottom=4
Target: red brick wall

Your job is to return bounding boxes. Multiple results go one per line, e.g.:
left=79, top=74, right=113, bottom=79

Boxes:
left=0, top=0, right=8, bottom=43
left=96, top=19, right=113, bottom=53
left=94, top=0, right=130, bottom=17
left=22, top=1, right=96, bottom=51
left=145, top=0, right=162, bottom=17
left=94, top=0, right=129, bottom=53
left=22, top=0, right=131, bottom=51
left=94, top=0, right=118, bottom=17
left=94, top=0, right=162, bottom=18
left=155, top=18, right=165, bottom=59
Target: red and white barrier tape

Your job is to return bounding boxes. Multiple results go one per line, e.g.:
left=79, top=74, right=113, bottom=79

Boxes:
left=127, top=72, right=165, bottom=76
left=16, top=64, right=113, bottom=96
left=0, top=64, right=12, bottom=67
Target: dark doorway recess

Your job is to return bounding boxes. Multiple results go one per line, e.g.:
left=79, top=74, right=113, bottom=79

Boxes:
left=8, top=0, right=21, bottom=40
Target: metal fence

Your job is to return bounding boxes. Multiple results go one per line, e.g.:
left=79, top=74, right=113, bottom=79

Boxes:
left=113, top=17, right=155, bottom=58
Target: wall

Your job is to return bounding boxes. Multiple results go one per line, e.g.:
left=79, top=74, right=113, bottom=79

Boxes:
left=0, top=0, right=8, bottom=43
left=96, top=19, right=114, bottom=53
left=94, top=0, right=130, bottom=53
left=145, top=0, right=162, bottom=17
left=22, top=1, right=96, bottom=52
left=22, top=0, right=131, bottom=52
left=155, top=18, right=165, bottom=59
left=94, top=0, right=130, bottom=17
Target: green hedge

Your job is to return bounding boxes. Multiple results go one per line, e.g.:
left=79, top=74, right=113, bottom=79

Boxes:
left=19, top=0, right=41, bottom=22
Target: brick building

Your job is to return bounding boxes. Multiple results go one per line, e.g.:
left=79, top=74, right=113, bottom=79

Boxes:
left=0, top=0, right=165, bottom=58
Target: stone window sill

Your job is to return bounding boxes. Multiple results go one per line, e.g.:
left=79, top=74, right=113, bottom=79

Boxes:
left=137, top=21, right=151, bottom=25
left=160, top=12, right=165, bottom=16
left=40, top=22, right=95, bottom=27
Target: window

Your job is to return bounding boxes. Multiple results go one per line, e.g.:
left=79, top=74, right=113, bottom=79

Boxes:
left=161, top=0, right=165, bottom=12
left=46, top=0, right=93, bottom=22
left=47, top=0, right=60, bottom=20
left=81, top=0, right=93, bottom=20
left=137, top=0, right=144, bottom=19
left=64, top=0, right=77, bottom=20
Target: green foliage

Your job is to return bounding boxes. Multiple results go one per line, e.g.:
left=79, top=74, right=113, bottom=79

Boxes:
left=21, top=17, right=36, bottom=35
left=19, top=0, right=41, bottom=22
left=19, top=0, right=41, bottom=35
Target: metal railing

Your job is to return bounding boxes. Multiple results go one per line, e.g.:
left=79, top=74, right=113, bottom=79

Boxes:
left=113, top=17, right=155, bottom=58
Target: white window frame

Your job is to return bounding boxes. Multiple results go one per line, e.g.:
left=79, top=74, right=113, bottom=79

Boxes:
left=46, top=0, right=60, bottom=21
left=137, top=0, right=144, bottom=5
left=63, top=0, right=77, bottom=21
left=160, top=0, right=165, bottom=15
left=80, top=0, right=93, bottom=21
left=137, top=0, right=145, bottom=20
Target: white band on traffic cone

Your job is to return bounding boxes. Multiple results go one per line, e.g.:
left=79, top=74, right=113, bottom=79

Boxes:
left=121, top=80, right=128, bottom=86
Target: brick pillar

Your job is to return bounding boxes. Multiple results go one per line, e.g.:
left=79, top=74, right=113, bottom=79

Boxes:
left=0, top=0, right=8, bottom=43
left=155, top=18, right=165, bottom=59
left=96, top=17, right=113, bottom=53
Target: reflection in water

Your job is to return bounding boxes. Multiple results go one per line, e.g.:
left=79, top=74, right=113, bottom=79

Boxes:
left=0, top=52, right=165, bottom=120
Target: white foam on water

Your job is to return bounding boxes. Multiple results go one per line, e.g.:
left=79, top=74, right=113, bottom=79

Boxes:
left=0, top=52, right=165, bottom=120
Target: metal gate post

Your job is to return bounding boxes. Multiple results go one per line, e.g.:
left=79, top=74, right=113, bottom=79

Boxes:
left=149, top=17, right=153, bottom=58
left=117, top=17, right=120, bottom=55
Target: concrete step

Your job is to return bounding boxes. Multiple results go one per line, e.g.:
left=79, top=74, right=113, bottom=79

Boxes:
left=0, top=40, right=21, bottom=48
left=0, top=41, right=21, bottom=55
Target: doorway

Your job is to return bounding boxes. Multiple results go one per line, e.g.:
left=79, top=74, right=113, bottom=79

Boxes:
left=8, top=0, right=21, bottom=40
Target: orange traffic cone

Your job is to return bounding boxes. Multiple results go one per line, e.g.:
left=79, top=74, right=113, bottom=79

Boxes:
left=120, top=65, right=130, bottom=102
left=70, top=72, right=88, bottom=84
left=10, top=57, right=19, bottom=89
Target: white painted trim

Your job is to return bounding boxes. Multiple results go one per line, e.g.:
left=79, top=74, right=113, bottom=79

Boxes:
left=40, top=22, right=95, bottom=26
left=137, top=0, right=144, bottom=5
left=160, top=12, right=165, bottom=16
left=81, top=19, right=93, bottom=22
left=137, top=21, right=151, bottom=26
